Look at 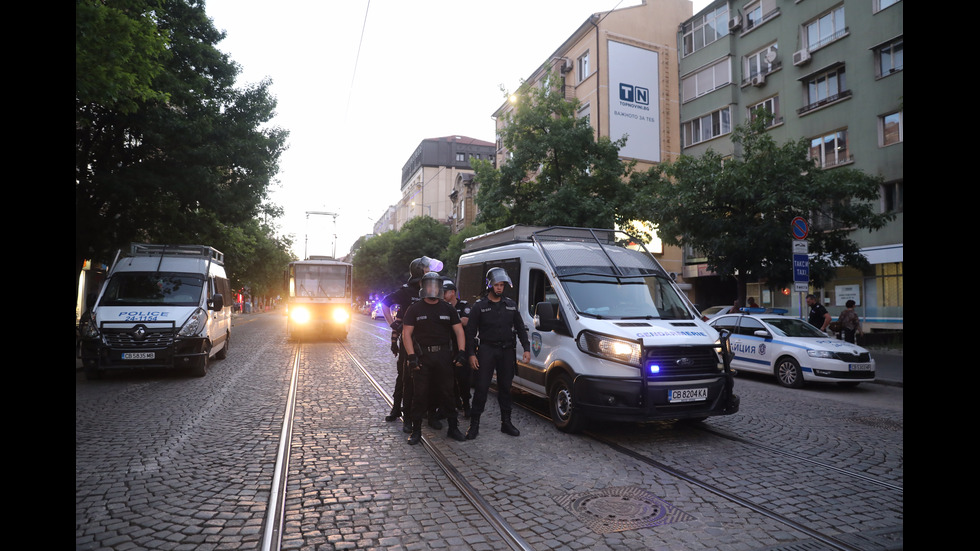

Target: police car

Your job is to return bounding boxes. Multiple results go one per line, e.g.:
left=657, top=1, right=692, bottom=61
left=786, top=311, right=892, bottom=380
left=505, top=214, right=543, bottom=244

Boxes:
left=708, top=308, right=875, bottom=388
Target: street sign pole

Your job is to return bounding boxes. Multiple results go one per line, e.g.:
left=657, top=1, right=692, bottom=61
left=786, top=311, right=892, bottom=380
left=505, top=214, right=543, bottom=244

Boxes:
left=791, top=217, right=810, bottom=318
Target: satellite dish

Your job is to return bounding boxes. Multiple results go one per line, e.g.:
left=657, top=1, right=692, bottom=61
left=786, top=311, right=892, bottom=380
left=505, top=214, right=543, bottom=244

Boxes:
left=765, top=47, right=777, bottom=63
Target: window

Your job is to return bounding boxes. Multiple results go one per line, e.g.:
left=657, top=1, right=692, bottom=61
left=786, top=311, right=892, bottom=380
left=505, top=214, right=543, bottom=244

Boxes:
left=683, top=106, right=732, bottom=146
left=804, top=5, right=846, bottom=51
left=682, top=59, right=731, bottom=102
left=876, top=0, right=900, bottom=12
left=577, top=103, right=591, bottom=127
left=577, top=51, right=590, bottom=83
left=745, top=44, right=777, bottom=81
left=801, top=66, right=849, bottom=113
left=456, top=153, right=465, bottom=162
left=743, top=0, right=777, bottom=31
left=882, top=181, right=903, bottom=213
left=876, top=38, right=903, bottom=77
left=874, top=262, right=903, bottom=309
left=880, top=110, right=902, bottom=146
left=809, top=130, right=850, bottom=168
left=749, top=96, right=781, bottom=127
left=682, top=5, right=728, bottom=55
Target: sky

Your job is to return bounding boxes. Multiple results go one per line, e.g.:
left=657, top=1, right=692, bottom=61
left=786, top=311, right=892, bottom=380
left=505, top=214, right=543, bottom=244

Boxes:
left=205, top=0, right=709, bottom=260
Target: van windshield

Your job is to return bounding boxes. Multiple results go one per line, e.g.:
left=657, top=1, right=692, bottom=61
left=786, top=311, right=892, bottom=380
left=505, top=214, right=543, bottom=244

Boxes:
left=100, top=272, right=205, bottom=307
left=561, top=274, right=693, bottom=320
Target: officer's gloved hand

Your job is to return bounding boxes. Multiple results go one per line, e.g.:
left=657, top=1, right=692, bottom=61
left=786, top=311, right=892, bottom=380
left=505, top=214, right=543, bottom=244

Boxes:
left=407, top=354, right=420, bottom=375
left=455, top=350, right=468, bottom=367
left=390, top=320, right=403, bottom=333
left=390, top=340, right=399, bottom=356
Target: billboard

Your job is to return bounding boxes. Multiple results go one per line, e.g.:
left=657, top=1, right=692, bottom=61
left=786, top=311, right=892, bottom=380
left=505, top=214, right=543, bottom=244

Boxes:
left=608, top=41, right=660, bottom=163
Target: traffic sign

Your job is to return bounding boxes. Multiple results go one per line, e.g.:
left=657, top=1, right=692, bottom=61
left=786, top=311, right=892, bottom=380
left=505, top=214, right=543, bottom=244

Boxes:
left=791, top=217, right=809, bottom=240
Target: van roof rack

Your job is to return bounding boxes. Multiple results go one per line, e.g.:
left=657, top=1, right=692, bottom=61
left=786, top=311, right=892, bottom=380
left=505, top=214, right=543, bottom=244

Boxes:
left=128, top=243, right=225, bottom=265
left=463, top=225, right=620, bottom=252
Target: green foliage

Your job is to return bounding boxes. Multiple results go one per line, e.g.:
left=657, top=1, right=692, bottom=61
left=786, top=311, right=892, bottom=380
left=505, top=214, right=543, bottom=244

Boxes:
left=351, top=217, right=452, bottom=299
left=76, top=0, right=291, bottom=293
left=633, top=115, right=894, bottom=296
left=473, top=72, right=636, bottom=231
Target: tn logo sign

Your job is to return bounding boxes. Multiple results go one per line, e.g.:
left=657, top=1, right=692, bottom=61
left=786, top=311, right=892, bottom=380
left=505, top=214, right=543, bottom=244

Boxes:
left=618, top=83, right=649, bottom=105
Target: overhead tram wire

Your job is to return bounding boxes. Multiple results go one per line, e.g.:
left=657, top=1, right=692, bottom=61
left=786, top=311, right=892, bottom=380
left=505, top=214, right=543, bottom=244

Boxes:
left=345, top=0, right=372, bottom=120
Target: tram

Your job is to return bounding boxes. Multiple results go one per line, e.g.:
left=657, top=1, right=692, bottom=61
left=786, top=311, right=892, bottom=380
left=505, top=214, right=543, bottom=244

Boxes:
left=285, top=256, right=353, bottom=339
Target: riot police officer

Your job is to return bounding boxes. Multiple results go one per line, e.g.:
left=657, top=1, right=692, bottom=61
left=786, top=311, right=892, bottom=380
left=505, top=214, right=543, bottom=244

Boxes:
left=380, top=256, right=443, bottom=433
left=443, top=280, right=472, bottom=417
left=464, top=267, right=530, bottom=440
left=402, top=272, right=468, bottom=445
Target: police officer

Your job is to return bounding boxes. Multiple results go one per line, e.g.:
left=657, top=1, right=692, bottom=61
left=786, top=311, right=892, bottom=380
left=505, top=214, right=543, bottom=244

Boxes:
left=380, top=256, right=443, bottom=433
left=443, top=280, right=472, bottom=417
left=402, top=272, right=469, bottom=445
left=464, top=267, right=530, bottom=440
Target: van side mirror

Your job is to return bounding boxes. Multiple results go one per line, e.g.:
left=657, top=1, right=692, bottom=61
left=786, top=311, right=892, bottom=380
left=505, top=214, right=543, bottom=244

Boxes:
left=534, top=301, right=560, bottom=332
left=209, top=293, right=224, bottom=311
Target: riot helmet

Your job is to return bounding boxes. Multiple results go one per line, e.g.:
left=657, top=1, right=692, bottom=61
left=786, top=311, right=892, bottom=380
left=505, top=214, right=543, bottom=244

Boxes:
left=485, top=267, right=512, bottom=288
left=408, top=256, right=444, bottom=283
left=420, top=272, right=444, bottom=299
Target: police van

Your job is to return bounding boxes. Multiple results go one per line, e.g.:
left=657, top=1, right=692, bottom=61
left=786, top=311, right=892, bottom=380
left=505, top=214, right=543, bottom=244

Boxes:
left=78, top=243, right=232, bottom=379
left=455, top=226, right=739, bottom=432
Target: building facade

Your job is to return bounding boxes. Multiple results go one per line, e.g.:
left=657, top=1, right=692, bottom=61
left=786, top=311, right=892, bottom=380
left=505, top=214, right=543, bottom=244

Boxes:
left=393, top=135, right=495, bottom=232
left=490, top=0, right=693, bottom=281
left=677, top=0, right=902, bottom=331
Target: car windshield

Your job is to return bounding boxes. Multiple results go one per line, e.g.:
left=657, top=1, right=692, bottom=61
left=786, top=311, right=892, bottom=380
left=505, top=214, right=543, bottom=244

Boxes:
left=561, top=274, right=693, bottom=320
left=100, top=272, right=204, bottom=307
left=702, top=306, right=727, bottom=316
left=764, top=317, right=828, bottom=338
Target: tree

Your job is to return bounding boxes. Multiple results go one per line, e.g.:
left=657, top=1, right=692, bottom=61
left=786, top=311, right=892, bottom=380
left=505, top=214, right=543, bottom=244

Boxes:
left=632, top=114, right=895, bottom=304
left=76, top=0, right=290, bottom=292
left=472, top=72, right=637, bottom=231
left=351, top=217, right=452, bottom=300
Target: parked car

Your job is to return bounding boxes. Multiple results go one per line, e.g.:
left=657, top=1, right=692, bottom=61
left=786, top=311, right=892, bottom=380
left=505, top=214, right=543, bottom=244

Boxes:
left=708, top=309, right=875, bottom=388
left=371, top=303, right=397, bottom=320
left=699, top=305, right=733, bottom=321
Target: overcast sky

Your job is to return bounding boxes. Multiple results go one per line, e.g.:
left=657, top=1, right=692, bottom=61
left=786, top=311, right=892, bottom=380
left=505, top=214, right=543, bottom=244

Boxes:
left=205, top=0, right=707, bottom=259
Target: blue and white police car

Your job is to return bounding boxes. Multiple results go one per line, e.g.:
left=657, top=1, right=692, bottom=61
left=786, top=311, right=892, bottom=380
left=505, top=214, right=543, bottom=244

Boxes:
left=708, top=308, right=875, bottom=388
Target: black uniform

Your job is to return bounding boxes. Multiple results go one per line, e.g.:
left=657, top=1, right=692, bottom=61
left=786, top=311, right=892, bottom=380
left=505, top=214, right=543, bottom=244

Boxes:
left=808, top=301, right=830, bottom=329
left=381, top=284, right=419, bottom=425
left=465, top=295, right=530, bottom=424
left=402, top=299, right=465, bottom=441
left=449, top=299, right=472, bottom=414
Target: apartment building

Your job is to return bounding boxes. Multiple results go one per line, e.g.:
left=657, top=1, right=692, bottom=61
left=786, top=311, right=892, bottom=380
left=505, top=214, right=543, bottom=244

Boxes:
left=490, top=0, right=693, bottom=280
left=678, top=0, right=902, bottom=330
left=393, top=135, right=496, bottom=232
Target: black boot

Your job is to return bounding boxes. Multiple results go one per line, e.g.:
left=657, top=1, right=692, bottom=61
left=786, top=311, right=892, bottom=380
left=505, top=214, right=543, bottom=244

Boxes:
left=402, top=418, right=412, bottom=434
left=465, top=414, right=480, bottom=440
left=385, top=404, right=401, bottom=422
left=428, top=410, right=443, bottom=430
left=447, top=417, right=465, bottom=441
left=407, top=421, right=422, bottom=445
left=500, top=411, right=520, bottom=437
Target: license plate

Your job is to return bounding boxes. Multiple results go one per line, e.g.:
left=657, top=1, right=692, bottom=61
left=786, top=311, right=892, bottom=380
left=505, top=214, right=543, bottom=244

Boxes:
left=122, top=352, right=155, bottom=360
left=849, top=363, right=872, bottom=372
left=668, top=387, right=707, bottom=403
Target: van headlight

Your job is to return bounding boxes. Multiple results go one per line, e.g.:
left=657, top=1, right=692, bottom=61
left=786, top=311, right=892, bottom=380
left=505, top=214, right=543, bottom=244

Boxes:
left=179, top=308, right=208, bottom=337
left=577, top=331, right=642, bottom=366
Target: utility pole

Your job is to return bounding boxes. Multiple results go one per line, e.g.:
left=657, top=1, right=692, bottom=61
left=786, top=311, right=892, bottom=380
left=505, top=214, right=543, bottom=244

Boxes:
left=305, top=211, right=339, bottom=259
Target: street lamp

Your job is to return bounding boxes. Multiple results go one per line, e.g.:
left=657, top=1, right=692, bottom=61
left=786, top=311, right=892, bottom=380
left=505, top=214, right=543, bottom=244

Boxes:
left=305, top=211, right=338, bottom=259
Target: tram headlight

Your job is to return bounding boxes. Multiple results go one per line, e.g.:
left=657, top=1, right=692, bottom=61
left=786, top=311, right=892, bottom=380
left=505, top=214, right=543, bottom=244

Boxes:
left=331, top=307, right=350, bottom=324
left=290, top=306, right=312, bottom=325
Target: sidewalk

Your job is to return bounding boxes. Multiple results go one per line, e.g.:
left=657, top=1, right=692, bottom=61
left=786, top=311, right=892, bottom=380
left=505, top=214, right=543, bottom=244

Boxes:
left=868, top=347, right=902, bottom=387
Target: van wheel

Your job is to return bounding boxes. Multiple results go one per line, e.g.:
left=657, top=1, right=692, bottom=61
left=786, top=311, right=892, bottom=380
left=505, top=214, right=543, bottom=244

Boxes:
left=549, top=373, right=585, bottom=433
left=215, top=333, right=229, bottom=359
left=189, top=350, right=208, bottom=378
left=775, top=357, right=803, bottom=388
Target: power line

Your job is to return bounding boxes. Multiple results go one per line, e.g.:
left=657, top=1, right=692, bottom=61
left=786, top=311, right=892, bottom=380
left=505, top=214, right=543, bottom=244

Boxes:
left=346, top=0, right=372, bottom=119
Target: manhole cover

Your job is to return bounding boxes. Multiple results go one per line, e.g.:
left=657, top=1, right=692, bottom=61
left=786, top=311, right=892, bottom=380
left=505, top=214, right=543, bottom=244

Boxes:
left=554, top=486, right=694, bottom=533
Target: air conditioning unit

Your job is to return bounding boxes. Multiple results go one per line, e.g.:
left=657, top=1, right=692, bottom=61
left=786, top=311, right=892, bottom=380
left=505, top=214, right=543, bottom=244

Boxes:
left=792, top=49, right=811, bottom=66
left=560, top=59, right=573, bottom=74
left=751, top=74, right=766, bottom=87
left=729, top=15, right=742, bottom=31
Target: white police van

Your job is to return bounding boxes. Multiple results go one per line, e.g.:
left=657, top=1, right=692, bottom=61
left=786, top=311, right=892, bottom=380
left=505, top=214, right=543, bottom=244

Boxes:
left=78, top=243, right=232, bottom=379
left=455, top=226, right=739, bottom=432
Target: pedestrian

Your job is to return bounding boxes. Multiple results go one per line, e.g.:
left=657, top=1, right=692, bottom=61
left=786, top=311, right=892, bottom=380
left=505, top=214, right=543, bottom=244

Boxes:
left=464, top=267, right=531, bottom=440
left=380, top=256, right=444, bottom=434
left=401, top=272, right=469, bottom=445
left=443, top=280, right=472, bottom=417
left=747, top=297, right=759, bottom=308
left=805, top=294, right=832, bottom=333
left=837, top=300, right=862, bottom=344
